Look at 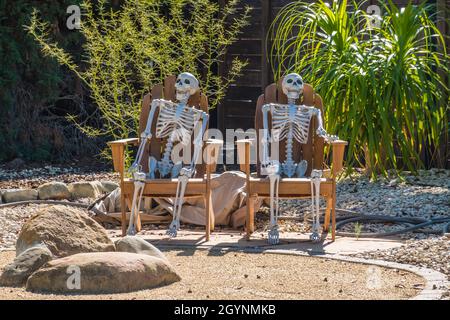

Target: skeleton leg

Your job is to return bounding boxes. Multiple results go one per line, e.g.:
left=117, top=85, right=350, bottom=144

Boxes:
left=127, top=172, right=146, bottom=235
left=129, top=100, right=160, bottom=174
left=267, top=164, right=281, bottom=245
left=167, top=174, right=189, bottom=237
left=309, top=169, right=322, bottom=242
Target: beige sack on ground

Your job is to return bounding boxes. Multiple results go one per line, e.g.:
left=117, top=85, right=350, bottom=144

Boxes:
left=96, top=171, right=262, bottom=228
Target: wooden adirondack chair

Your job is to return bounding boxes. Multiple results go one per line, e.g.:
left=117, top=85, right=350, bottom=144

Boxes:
left=109, top=75, right=222, bottom=240
left=236, top=79, right=348, bottom=241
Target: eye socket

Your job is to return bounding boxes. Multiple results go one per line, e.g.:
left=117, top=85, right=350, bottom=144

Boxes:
left=287, top=79, right=293, bottom=84
left=296, top=79, right=302, bottom=85
left=184, top=79, right=190, bottom=84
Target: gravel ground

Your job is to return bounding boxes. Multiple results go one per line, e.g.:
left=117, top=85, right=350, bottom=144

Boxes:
left=0, top=165, right=118, bottom=189
left=0, top=249, right=424, bottom=300
left=352, top=237, right=450, bottom=278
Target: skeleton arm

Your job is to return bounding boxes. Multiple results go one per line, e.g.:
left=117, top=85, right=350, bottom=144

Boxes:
left=129, top=99, right=167, bottom=173
left=313, top=108, right=338, bottom=142
left=186, top=111, right=209, bottom=176
left=261, top=104, right=272, bottom=166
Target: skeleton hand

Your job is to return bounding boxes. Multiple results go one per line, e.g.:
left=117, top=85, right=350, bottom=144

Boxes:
left=133, top=171, right=146, bottom=182
left=262, top=160, right=280, bottom=176
left=140, top=130, right=152, bottom=140
left=316, top=127, right=339, bottom=142
left=180, top=166, right=195, bottom=179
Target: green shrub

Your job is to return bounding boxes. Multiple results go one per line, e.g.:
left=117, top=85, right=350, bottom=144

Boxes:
left=27, top=0, right=251, bottom=158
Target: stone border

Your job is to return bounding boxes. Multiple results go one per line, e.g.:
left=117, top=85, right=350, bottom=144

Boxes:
left=157, top=244, right=449, bottom=300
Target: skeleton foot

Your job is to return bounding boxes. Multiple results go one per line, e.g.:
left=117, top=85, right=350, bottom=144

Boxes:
left=310, top=232, right=320, bottom=243
left=268, top=225, right=280, bottom=245
left=166, top=220, right=180, bottom=238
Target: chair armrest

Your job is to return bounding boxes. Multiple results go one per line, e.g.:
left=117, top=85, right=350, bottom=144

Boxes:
left=236, top=139, right=253, bottom=175
left=326, top=140, right=348, bottom=177
left=108, top=138, right=139, bottom=146
left=205, top=139, right=224, bottom=174
left=107, top=138, right=139, bottom=176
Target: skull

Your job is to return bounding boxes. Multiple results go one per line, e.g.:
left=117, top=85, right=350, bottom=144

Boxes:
left=282, top=73, right=304, bottom=101
left=175, top=72, right=199, bottom=102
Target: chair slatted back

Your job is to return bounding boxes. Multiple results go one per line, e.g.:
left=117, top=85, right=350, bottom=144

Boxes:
left=255, top=79, right=325, bottom=176
left=138, top=75, right=208, bottom=178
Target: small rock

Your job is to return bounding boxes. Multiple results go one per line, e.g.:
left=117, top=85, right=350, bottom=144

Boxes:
left=26, top=252, right=181, bottom=294
left=3, top=189, right=38, bottom=203
left=38, top=182, right=70, bottom=200
left=68, top=181, right=103, bottom=199
left=0, top=245, right=52, bottom=287
left=114, top=236, right=168, bottom=262
left=100, top=181, right=119, bottom=193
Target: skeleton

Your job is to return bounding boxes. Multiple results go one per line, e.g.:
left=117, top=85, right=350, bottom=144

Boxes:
left=261, top=73, right=338, bottom=244
left=127, top=72, right=209, bottom=237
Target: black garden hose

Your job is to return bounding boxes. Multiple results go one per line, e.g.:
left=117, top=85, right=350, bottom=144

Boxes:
left=333, top=212, right=450, bottom=238
left=0, top=199, right=106, bottom=217
left=1, top=200, right=449, bottom=237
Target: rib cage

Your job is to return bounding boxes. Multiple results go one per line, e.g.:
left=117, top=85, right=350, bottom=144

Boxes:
left=155, top=100, right=200, bottom=145
left=269, top=104, right=317, bottom=144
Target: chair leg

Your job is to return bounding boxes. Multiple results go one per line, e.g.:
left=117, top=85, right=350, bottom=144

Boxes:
left=135, top=211, right=142, bottom=232
left=209, top=193, right=215, bottom=232
left=323, top=197, right=332, bottom=234
left=205, top=195, right=211, bottom=242
left=246, top=195, right=255, bottom=240
left=332, top=183, right=337, bottom=242
left=120, top=193, right=127, bottom=237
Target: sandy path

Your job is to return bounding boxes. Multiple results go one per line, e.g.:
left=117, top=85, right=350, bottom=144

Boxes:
left=0, top=249, right=424, bottom=300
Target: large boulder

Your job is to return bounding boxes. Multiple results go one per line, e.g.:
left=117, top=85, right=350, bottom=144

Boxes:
left=3, top=189, right=38, bottom=203
left=68, top=181, right=103, bottom=199
left=115, top=236, right=168, bottom=262
left=38, top=182, right=70, bottom=200
left=26, top=252, right=181, bottom=293
left=0, top=245, right=53, bottom=287
left=16, top=205, right=115, bottom=257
